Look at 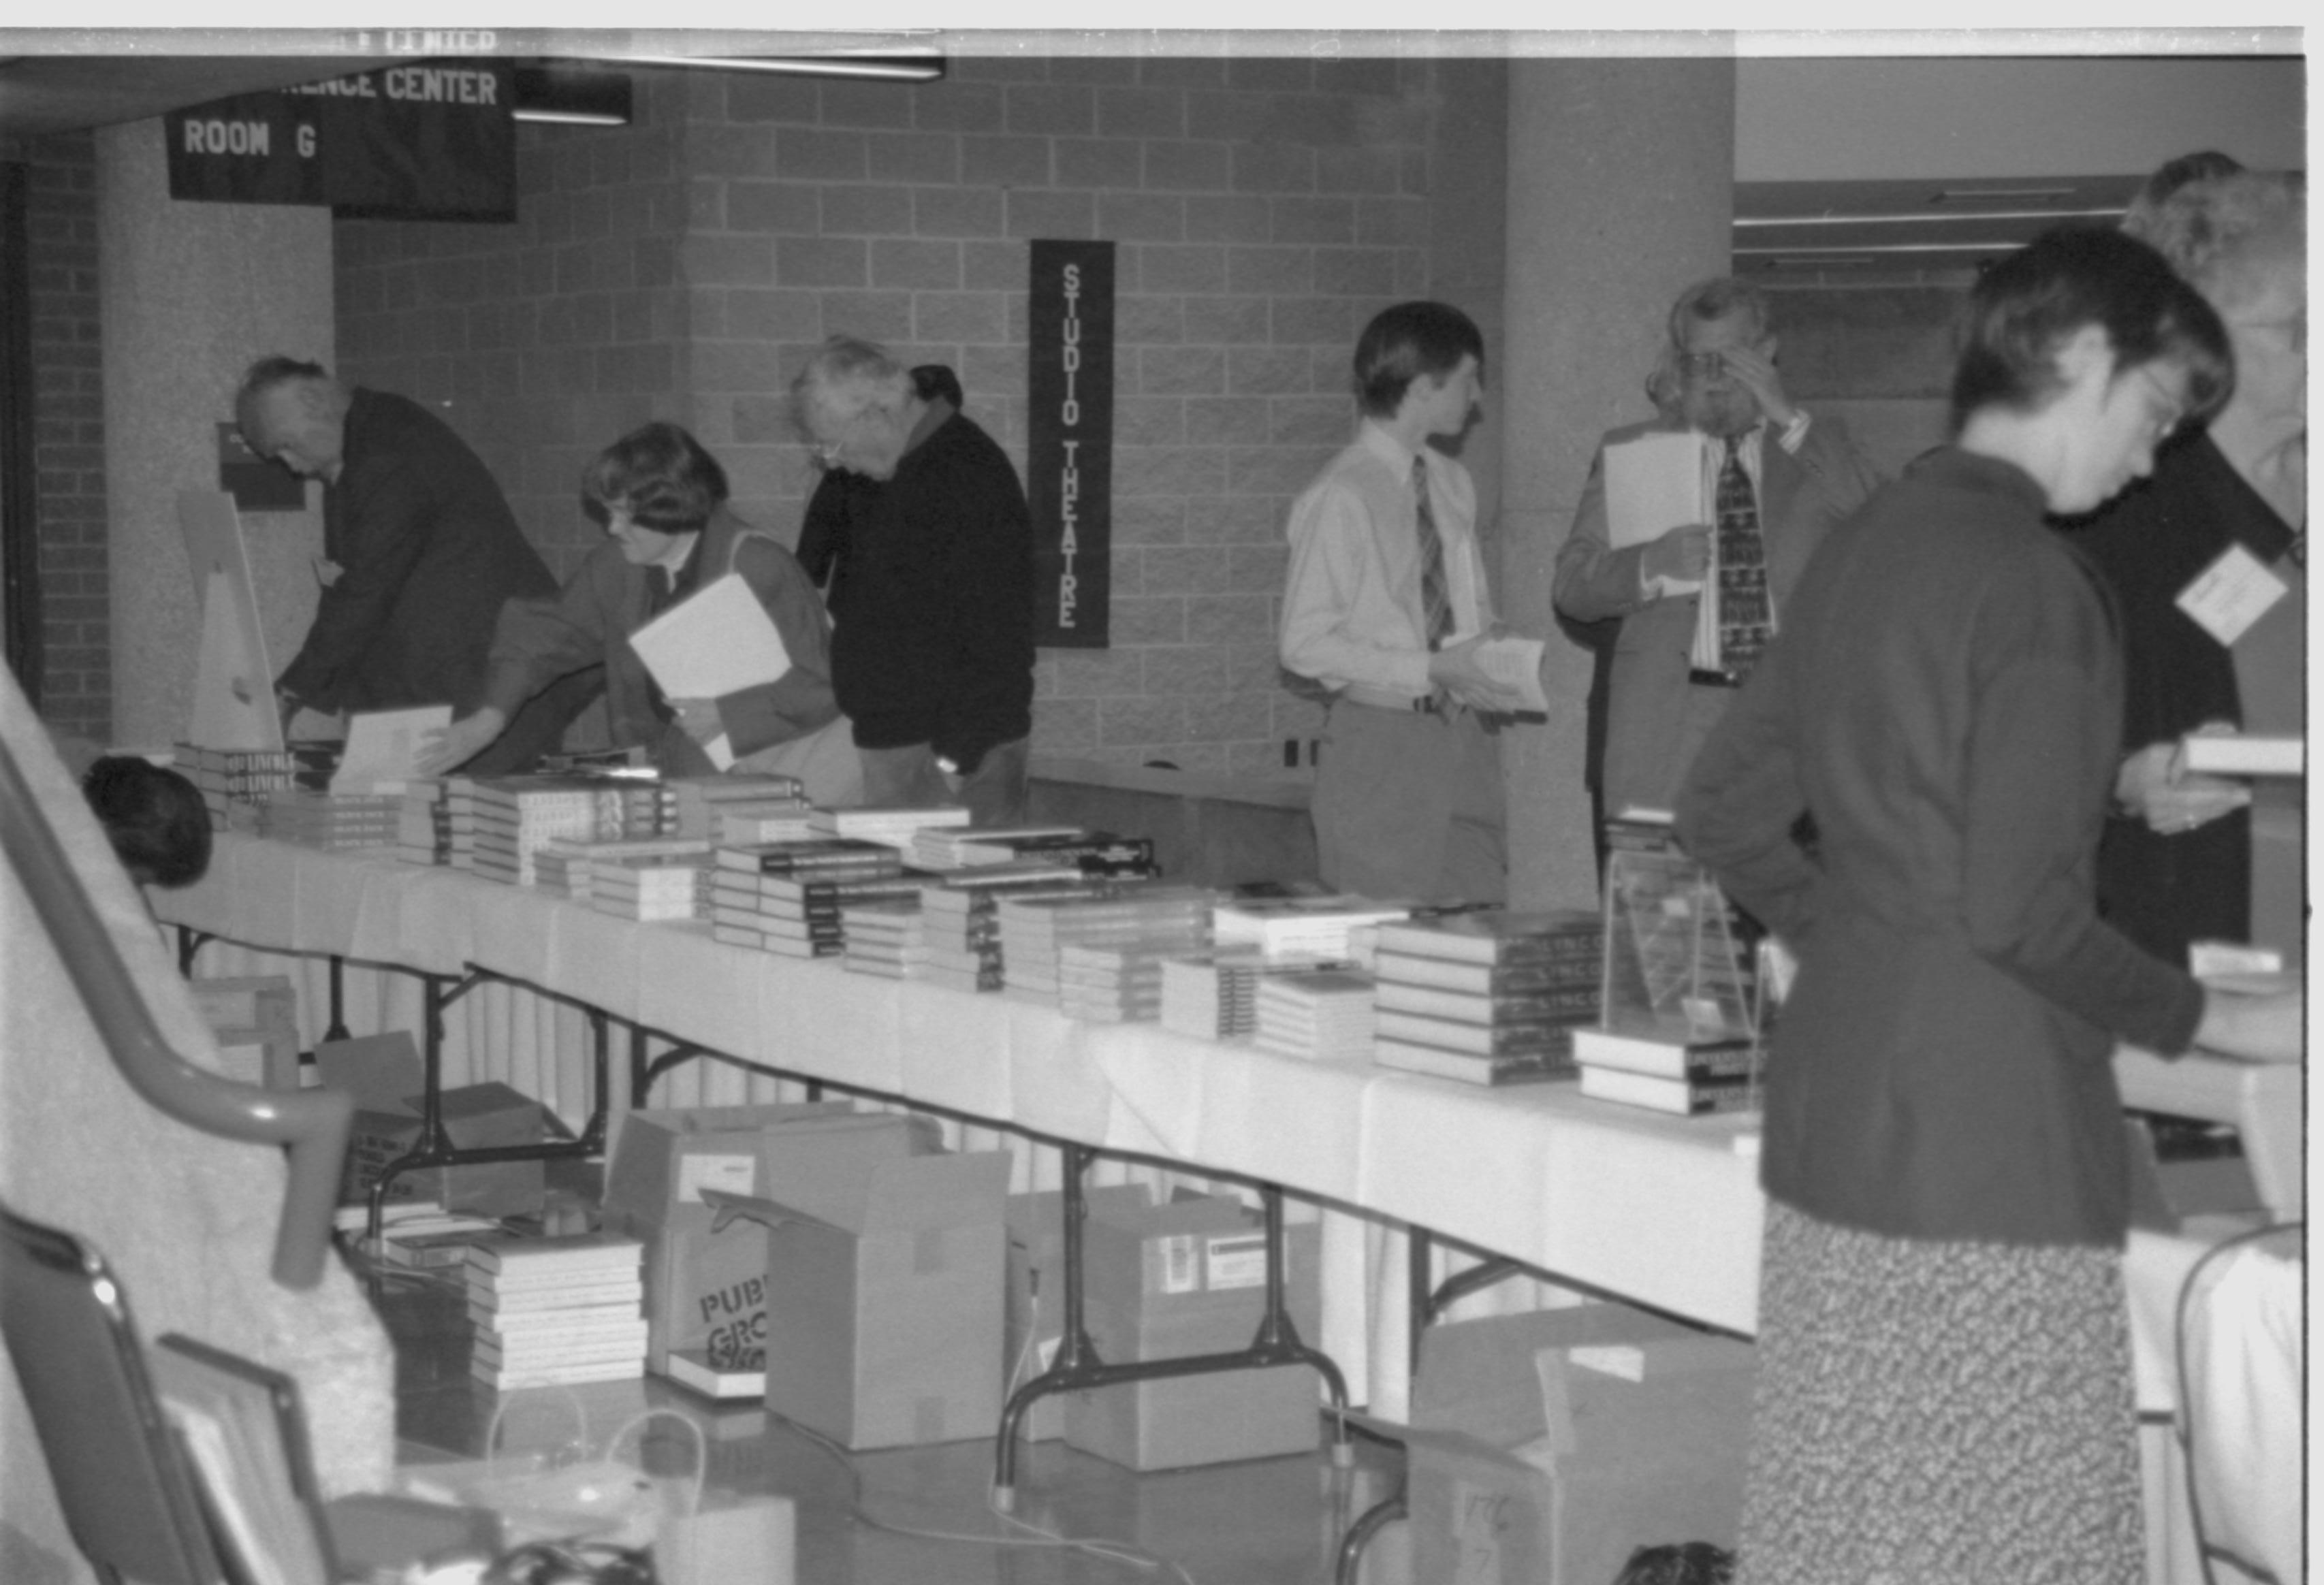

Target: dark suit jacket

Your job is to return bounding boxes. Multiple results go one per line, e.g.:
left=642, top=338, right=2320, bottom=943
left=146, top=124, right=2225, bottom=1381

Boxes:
left=276, top=389, right=556, bottom=716
left=481, top=508, right=838, bottom=778
left=1676, top=449, right=2203, bottom=1248
left=1554, top=414, right=1880, bottom=814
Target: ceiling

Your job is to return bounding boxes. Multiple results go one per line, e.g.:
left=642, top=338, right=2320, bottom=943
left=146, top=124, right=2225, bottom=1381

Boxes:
left=1, top=54, right=2142, bottom=282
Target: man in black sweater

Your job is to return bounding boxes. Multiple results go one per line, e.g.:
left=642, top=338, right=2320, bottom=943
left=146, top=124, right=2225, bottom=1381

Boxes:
left=234, top=357, right=597, bottom=771
left=790, top=338, right=1035, bottom=827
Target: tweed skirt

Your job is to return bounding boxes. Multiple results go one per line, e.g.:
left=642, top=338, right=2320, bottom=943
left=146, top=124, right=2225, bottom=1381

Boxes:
left=1736, top=1200, right=2144, bottom=1585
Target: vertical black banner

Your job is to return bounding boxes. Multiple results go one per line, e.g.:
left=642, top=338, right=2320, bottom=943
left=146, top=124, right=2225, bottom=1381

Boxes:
left=1026, top=240, right=1115, bottom=647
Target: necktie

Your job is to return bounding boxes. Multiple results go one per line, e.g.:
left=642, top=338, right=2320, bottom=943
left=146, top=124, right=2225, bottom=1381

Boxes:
left=1412, top=456, right=1453, bottom=652
left=1714, top=434, right=1772, bottom=677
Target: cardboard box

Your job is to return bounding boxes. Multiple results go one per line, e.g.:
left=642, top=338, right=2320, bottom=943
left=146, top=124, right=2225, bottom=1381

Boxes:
left=1384, top=1305, right=1754, bottom=1585
left=599, top=1101, right=896, bottom=1375
left=190, top=974, right=300, bottom=1089
left=317, top=1034, right=549, bottom=1218
left=701, top=1129, right=1010, bottom=1451
left=1004, top=1182, right=1156, bottom=1441
left=1063, top=1194, right=1326, bottom=1472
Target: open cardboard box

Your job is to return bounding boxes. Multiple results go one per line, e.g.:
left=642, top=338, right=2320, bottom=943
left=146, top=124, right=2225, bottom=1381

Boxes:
left=1062, top=1191, right=1326, bottom=1472
left=1004, top=1181, right=1156, bottom=1441
left=1354, top=1304, right=1754, bottom=1585
left=315, top=1033, right=550, bottom=1218
left=699, top=1126, right=1010, bottom=1451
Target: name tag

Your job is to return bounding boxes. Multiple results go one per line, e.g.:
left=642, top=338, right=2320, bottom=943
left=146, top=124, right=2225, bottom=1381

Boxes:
left=2176, top=543, right=2289, bottom=647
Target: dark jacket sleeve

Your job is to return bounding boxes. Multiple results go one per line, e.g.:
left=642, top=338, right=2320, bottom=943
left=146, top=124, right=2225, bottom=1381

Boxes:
left=1674, top=635, right=1821, bottom=944
left=933, top=442, right=1037, bottom=774
left=714, top=537, right=842, bottom=758
left=276, top=459, right=439, bottom=711
left=795, top=473, right=849, bottom=590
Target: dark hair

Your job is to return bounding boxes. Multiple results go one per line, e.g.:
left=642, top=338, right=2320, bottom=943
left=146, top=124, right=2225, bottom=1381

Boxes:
left=1949, top=225, right=2232, bottom=433
left=2124, top=149, right=2246, bottom=235
left=1353, top=301, right=1485, bottom=418
left=583, top=422, right=729, bottom=534
left=235, top=355, right=330, bottom=404
left=1612, top=1541, right=1736, bottom=1585
left=82, top=756, right=212, bottom=888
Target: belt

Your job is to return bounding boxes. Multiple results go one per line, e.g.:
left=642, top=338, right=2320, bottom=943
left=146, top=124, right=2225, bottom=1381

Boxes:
left=1339, top=684, right=1443, bottom=714
left=1688, top=668, right=1742, bottom=689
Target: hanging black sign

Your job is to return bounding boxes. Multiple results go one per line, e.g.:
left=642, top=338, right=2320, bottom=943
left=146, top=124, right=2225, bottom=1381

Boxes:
left=1025, top=239, right=1115, bottom=647
left=164, top=62, right=515, bottom=223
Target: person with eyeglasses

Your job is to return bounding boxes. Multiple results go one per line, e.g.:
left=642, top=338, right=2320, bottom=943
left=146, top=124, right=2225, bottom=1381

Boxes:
left=1553, top=278, right=1881, bottom=823
left=2065, top=165, right=2306, bottom=968
left=786, top=337, right=1036, bottom=827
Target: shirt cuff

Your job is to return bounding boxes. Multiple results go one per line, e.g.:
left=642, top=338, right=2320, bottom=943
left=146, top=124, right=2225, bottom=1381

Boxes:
left=1777, top=410, right=1812, bottom=453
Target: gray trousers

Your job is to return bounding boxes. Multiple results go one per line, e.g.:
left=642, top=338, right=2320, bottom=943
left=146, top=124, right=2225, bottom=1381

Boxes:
left=1311, top=699, right=1506, bottom=903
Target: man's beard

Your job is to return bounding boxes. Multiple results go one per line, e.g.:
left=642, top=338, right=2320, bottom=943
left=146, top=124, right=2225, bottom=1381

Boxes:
left=1681, top=387, right=1761, bottom=437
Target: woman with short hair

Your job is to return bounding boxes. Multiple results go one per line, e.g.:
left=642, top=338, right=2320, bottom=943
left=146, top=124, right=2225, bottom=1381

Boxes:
left=424, top=422, right=857, bottom=802
left=1675, top=226, right=2302, bottom=1585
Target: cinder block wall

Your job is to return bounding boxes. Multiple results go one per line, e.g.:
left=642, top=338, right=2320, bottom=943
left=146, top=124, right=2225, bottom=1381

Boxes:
left=334, top=52, right=1474, bottom=778
left=15, top=132, right=112, bottom=743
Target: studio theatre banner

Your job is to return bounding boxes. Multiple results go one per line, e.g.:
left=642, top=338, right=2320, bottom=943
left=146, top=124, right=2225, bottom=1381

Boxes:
left=1026, top=239, right=1115, bottom=647
left=165, top=62, right=515, bottom=222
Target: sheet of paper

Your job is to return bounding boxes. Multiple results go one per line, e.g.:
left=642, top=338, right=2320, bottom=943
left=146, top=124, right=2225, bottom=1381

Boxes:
left=332, top=705, right=451, bottom=793
left=2176, top=543, right=2289, bottom=648
left=628, top=572, right=792, bottom=701
left=1604, top=430, right=1706, bottom=595
left=1474, top=636, right=1549, bottom=712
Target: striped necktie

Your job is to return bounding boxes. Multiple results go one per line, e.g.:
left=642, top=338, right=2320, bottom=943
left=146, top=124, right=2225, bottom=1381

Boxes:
left=1412, top=456, right=1453, bottom=651
left=1714, top=434, right=1772, bottom=677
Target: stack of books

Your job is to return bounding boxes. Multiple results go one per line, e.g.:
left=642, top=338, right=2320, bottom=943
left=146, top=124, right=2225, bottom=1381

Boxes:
left=1213, top=894, right=1412, bottom=964
left=589, top=850, right=721, bottom=923
left=707, top=839, right=908, bottom=958
left=465, top=1232, right=648, bottom=1390
left=1254, top=969, right=1379, bottom=1060
left=530, top=835, right=711, bottom=903
left=907, top=826, right=1159, bottom=876
left=910, top=864, right=1100, bottom=992
left=253, top=788, right=404, bottom=851
left=1572, top=1022, right=1765, bottom=1115
left=396, top=781, right=453, bottom=866
left=449, top=775, right=678, bottom=884
left=715, top=801, right=821, bottom=846
left=840, top=897, right=925, bottom=978
left=808, top=805, right=972, bottom=850
left=1159, top=950, right=1367, bottom=1042
left=665, top=774, right=806, bottom=839
left=1369, top=910, right=1604, bottom=1086
left=994, top=884, right=1215, bottom=1006
left=175, top=743, right=336, bottom=829
left=1051, top=939, right=1197, bottom=1023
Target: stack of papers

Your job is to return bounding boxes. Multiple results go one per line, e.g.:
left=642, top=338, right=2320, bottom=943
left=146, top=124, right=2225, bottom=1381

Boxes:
left=994, top=884, right=1215, bottom=1006
left=1213, top=895, right=1412, bottom=964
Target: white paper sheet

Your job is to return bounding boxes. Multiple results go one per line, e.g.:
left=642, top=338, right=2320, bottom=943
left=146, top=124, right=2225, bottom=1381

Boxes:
left=628, top=573, right=793, bottom=771
left=1474, top=636, right=1549, bottom=711
left=332, top=705, right=451, bottom=793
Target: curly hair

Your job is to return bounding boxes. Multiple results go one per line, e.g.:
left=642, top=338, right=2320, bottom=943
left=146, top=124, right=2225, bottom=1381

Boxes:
left=2121, top=170, right=2304, bottom=317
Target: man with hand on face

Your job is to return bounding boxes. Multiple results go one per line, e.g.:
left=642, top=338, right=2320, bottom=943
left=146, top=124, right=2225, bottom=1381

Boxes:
left=787, top=336, right=1036, bottom=827
left=233, top=357, right=593, bottom=772
left=1279, top=300, right=1529, bottom=903
left=1553, top=279, right=1881, bottom=819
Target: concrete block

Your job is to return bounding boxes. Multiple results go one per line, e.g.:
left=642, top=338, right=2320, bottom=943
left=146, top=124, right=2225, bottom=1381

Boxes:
left=1143, top=140, right=1230, bottom=193
left=1271, top=196, right=1355, bottom=245
left=962, top=134, right=1051, bottom=187
left=912, top=80, right=1006, bottom=133
left=775, top=128, right=868, bottom=182
left=1098, top=86, right=1186, bottom=140
left=1113, top=396, right=1187, bottom=447
left=866, top=131, right=960, bottom=185
left=727, top=181, right=821, bottom=235
left=1183, top=296, right=1271, bottom=345
left=1141, top=546, right=1236, bottom=598
left=1138, top=244, right=1227, bottom=295
left=872, top=238, right=962, bottom=290
left=1313, top=247, right=1399, bottom=296
left=914, top=187, right=1006, bottom=238
left=1117, top=296, right=1185, bottom=346
left=775, top=236, right=867, bottom=288
left=1006, top=83, right=1096, bottom=136
left=1107, top=594, right=1190, bottom=645
left=1096, top=192, right=1187, bottom=243
left=815, top=291, right=914, bottom=344
left=1099, top=694, right=1189, bottom=748
left=727, top=76, right=821, bottom=124
left=1004, top=189, right=1096, bottom=240
left=682, top=234, right=776, bottom=287
left=1138, top=346, right=1225, bottom=397
left=912, top=292, right=1006, bottom=343
left=821, top=185, right=913, bottom=237
left=1231, top=144, right=1318, bottom=195
left=821, top=80, right=917, bottom=129
left=1184, top=396, right=1271, bottom=447
left=1226, top=245, right=1312, bottom=295
left=1226, top=346, right=1311, bottom=396
left=1185, top=593, right=1277, bottom=644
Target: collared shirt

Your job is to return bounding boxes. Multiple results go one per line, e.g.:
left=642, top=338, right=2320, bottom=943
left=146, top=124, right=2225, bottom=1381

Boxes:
left=1279, top=421, right=1491, bottom=699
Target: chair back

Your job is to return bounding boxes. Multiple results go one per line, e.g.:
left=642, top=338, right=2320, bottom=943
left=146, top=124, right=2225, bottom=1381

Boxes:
left=0, top=1200, right=227, bottom=1585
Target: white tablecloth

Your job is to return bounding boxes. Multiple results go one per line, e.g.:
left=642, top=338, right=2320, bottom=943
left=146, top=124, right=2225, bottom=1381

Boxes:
left=159, top=834, right=1768, bottom=1335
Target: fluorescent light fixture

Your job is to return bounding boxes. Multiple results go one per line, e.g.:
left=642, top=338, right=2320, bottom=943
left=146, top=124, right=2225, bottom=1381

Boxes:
left=1736, top=208, right=2125, bottom=229
left=620, top=50, right=945, bottom=82
left=512, top=63, right=633, bottom=126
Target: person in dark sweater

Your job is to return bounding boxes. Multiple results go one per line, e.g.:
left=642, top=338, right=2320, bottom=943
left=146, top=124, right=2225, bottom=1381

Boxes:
left=234, top=357, right=599, bottom=773
left=789, top=338, right=1035, bottom=827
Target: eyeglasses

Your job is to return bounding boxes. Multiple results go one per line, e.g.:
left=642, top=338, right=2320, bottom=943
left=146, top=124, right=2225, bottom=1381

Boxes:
left=2131, top=362, right=2188, bottom=438
left=805, top=404, right=877, bottom=466
left=1676, top=351, right=1728, bottom=381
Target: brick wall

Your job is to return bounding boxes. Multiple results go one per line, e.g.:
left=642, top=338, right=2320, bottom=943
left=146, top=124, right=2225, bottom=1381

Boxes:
left=334, top=52, right=1483, bottom=778
left=16, top=132, right=111, bottom=741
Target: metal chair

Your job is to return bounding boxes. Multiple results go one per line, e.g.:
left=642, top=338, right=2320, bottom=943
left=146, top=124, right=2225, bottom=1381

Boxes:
left=0, top=1199, right=228, bottom=1585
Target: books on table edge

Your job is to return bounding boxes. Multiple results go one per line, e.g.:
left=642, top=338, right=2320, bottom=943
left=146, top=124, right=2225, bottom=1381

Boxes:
left=2180, top=732, right=2303, bottom=776
left=1576, top=1063, right=1762, bottom=1116
left=1372, top=1008, right=1585, bottom=1056
left=1570, top=1023, right=1760, bottom=1078
left=1372, top=1037, right=1576, bottom=1086
left=1371, top=910, right=1604, bottom=965
left=1373, top=978, right=1601, bottom=1024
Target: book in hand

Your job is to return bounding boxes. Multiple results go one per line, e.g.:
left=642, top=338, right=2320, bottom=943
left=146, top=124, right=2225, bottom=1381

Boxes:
left=1576, top=1062, right=1762, bottom=1116
left=146, top=1334, right=337, bottom=1585
left=2179, top=731, right=2303, bottom=777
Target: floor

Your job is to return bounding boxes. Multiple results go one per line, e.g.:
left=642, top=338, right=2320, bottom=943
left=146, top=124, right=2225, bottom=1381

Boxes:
left=366, top=1241, right=1410, bottom=1585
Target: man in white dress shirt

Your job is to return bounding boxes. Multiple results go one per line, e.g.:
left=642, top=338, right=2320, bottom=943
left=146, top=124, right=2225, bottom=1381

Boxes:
left=1279, top=301, right=1528, bottom=902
